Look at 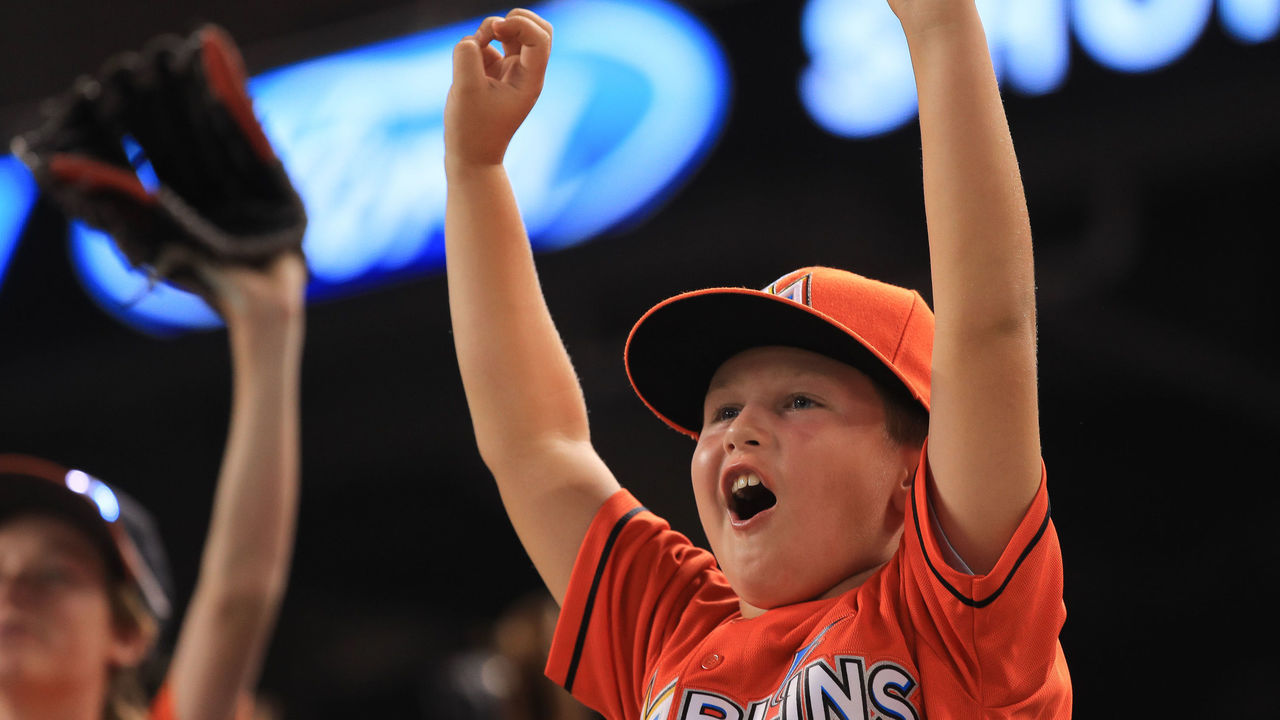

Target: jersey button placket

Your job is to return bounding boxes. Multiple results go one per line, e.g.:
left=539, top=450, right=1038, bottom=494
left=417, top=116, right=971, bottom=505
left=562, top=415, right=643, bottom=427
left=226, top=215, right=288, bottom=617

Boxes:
left=700, top=653, right=723, bottom=670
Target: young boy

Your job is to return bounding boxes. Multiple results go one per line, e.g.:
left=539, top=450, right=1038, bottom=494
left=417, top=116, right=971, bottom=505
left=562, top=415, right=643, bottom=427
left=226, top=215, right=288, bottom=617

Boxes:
left=443, top=2, right=1069, bottom=718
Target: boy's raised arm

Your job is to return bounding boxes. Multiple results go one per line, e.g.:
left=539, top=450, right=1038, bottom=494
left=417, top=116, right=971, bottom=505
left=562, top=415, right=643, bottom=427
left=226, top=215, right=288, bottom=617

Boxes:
left=443, top=10, right=620, bottom=604
left=892, top=0, right=1043, bottom=574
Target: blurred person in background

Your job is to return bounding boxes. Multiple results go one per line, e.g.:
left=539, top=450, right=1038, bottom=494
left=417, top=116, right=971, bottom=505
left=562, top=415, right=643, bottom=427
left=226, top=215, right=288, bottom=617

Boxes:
left=0, top=253, right=306, bottom=720
left=435, top=592, right=599, bottom=720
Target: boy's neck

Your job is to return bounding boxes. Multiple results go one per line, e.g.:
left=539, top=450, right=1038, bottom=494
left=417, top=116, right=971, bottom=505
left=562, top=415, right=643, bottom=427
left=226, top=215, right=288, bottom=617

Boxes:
left=738, top=561, right=887, bottom=619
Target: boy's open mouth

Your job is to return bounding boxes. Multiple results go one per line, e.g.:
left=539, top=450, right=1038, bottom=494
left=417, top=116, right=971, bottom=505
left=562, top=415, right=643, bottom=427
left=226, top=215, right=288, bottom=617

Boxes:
left=728, top=472, right=777, bottom=522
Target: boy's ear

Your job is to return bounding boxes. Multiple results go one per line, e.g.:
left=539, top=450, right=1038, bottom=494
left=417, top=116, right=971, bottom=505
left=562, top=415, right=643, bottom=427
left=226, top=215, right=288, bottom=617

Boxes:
left=891, top=442, right=922, bottom=514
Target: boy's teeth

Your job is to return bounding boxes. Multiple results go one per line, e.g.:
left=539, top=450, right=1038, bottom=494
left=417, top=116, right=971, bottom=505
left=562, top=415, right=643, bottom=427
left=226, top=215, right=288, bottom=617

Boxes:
left=731, top=473, right=762, bottom=495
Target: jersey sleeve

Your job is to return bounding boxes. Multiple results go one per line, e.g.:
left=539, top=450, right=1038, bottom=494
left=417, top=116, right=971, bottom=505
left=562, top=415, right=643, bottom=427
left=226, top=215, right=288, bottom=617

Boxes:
left=546, top=488, right=737, bottom=719
left=901, top=445, right=1071, bottom=715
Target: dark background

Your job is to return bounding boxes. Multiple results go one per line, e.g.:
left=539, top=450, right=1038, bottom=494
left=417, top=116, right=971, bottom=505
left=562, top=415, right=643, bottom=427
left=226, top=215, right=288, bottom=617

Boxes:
left=2, top=0, right=1277, bottom=716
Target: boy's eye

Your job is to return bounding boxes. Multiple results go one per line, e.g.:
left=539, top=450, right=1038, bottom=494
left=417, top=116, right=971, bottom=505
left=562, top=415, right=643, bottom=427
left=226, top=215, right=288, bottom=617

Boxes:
left=711, top=406, right=740, bottom=423
left=788, top=395, right=817, bottom=410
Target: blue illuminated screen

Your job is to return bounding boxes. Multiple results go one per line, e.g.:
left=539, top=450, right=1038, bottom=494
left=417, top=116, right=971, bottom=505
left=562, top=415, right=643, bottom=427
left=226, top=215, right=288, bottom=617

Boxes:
left=62, top=0, right=730, bottom=334
left=801, top=0, right=1280, bottom=138
left=6, top=0, right=1277, bottom=329
left=0, top=155, right=38, bottom=291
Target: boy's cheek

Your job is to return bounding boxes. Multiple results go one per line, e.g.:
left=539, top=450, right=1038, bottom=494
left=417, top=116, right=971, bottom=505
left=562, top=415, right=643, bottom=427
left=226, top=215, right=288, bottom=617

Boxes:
left=689, top=439, right=722, bottom=483
left=688, top=470, right=721, bottom=522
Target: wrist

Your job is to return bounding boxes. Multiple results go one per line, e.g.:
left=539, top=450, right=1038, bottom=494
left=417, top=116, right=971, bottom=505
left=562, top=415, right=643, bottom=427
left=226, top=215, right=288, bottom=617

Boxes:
left=444, top=153, right=506, bottom=181
left=225, top=299, right=305, bottom=353
left=211, top=254, right=308, bottom=327
left=897, top=2, right=984, bottom=46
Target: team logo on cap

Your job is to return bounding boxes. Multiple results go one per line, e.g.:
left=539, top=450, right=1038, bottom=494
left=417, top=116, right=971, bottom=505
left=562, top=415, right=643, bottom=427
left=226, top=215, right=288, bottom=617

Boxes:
left=763, top=273, right=812, bottom=307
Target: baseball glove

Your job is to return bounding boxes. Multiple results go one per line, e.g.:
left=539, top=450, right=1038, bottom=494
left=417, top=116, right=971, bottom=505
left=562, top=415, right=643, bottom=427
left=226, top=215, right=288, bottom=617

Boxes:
left=10, top=24, right=306, bottom=294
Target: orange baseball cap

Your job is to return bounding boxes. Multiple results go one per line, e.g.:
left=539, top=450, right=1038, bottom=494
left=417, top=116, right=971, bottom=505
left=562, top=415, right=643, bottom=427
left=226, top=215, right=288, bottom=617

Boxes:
left=624, top=267, right=933, bottom=439
left=0, top=454, right=173, bottom=620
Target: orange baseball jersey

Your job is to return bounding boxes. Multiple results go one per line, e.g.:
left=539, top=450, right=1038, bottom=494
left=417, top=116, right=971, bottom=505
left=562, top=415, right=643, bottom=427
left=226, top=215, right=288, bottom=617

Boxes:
left=546, top=454, right=1070, bottom=719
left=150, top=684, right=256, bottom=720
left=151, top=685, right=182, bottom=720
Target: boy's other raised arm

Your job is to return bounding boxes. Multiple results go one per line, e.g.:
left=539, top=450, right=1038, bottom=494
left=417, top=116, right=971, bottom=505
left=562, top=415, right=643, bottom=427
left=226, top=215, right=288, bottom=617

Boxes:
left=892, top=0, right=1042, bottom=574
left=443, top=9, right=620, bottom=604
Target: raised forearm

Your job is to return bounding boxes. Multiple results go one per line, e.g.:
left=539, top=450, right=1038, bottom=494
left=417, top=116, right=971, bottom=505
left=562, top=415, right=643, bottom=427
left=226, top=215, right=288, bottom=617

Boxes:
left=200, top=312, right=303, bottom=597
left=905, top=8, right=1036, bottom=334
left=168, top=271, right=305, bottom=720
left=444, top=163, right=592, bottom=469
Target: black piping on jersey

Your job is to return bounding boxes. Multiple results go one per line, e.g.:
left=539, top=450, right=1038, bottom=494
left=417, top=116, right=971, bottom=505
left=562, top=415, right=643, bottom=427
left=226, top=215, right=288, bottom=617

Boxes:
left=911, top=484, right=1051, bottom=608
left=563, top=505, right=646, bottom=694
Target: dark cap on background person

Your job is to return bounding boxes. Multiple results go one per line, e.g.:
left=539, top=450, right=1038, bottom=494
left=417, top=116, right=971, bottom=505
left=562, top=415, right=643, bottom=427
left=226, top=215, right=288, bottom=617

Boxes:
left=0, top=453, right=173, bottom=621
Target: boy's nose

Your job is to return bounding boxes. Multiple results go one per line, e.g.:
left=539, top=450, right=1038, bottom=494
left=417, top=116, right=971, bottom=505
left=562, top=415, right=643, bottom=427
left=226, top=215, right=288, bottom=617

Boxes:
left=723, top=407, right=767, bottom=451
